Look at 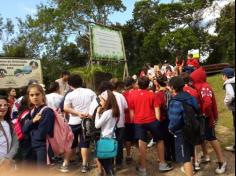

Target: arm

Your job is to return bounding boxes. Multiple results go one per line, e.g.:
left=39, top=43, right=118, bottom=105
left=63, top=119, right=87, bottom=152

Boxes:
left=224, top=84, right=235, bottom=106
left=38, top=108, right=55, bottom=138
left=95, top=109, right=110, bottom=129
left=64, top=94, right=87, bottom=118
left=5, top=132, right=19, bottom=159
left=155, top=107, right=161, bottom=121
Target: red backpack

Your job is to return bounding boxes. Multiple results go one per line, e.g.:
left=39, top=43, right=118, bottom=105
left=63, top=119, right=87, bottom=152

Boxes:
left=38, top=107, right=74, bottom=157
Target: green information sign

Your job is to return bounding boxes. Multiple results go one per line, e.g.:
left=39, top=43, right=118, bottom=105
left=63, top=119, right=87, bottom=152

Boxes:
left=90, top=25, right=125, bottom=60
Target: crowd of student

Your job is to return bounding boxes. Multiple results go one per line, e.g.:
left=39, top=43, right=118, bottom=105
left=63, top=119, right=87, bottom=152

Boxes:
left=0, top=54, right=235, bottom=176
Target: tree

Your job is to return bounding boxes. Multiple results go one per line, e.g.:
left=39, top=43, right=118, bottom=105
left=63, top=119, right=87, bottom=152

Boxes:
left=211, top=3, right=235, bottom=64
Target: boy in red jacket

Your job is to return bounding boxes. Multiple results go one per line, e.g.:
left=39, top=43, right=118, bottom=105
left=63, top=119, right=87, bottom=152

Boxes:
left=190, top=67, right=227, bottom=174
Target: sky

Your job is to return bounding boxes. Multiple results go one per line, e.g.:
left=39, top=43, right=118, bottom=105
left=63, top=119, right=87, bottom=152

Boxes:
left=0, top=0, right=174, bottom=52
left=0, top=0, right=175, bottom=24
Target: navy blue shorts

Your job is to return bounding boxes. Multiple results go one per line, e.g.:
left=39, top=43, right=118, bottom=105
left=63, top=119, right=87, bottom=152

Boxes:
left=125, top=123, right=135, bottom=142
left=134, top=121, right=163, bottom=143
left=69, top=124, right=90, bottom=149
left=205, top=120, right=217, bottom=141
left=175, top=134, right=194, bottom=163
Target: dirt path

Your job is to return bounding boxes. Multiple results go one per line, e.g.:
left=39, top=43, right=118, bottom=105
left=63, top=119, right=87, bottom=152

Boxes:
left=2, top=125, right=234, bottom=176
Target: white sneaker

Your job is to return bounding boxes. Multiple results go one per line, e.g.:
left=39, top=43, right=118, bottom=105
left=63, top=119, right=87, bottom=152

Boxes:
left=159, top=163, right=173, bottom=172
left=215, top=162, right=227, bottom=174
left=225, top=145, right=235, bottom=152
left=198, top=156, right=211, bottom=164
left=147, top=139, right=156, bottom=148
left=193, top=162, right=201, bottom=171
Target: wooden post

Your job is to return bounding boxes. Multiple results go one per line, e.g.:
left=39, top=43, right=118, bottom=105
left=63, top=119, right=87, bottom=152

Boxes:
left=120, top=31, right=129, bottom=80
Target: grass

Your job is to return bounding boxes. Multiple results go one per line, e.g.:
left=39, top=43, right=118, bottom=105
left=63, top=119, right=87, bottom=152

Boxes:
left=208, top=74, right=234, bottom=129
left=207, top=74, right=234, bottom=146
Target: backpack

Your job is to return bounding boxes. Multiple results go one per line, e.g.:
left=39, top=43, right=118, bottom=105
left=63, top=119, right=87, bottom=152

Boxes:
left=172, top=99, right=206, bottom=145
left=12, top=110, right=30, bottom=141
left=82, top=97, right=101, bottom=142
left=38, top=106, right=74, bottom=156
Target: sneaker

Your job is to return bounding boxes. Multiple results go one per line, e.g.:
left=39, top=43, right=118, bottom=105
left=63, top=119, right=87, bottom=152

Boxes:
left=225, top=145, right=235, bottom=152
left=198, top=156, right=211, bottom=164
left=81, top=164, right=89, bottom=173
left=159, top=163, right=173, bottom=172
left=147, top=139, right=156, bottom=148
left=136, top=167, right=147, bottom=176
left=59, top=164, right=69, bottom=173
left=215, top=162, right=227, bottom=174
left=193, top=162, right=201, bottom=171
left=126, top=157, right=133, bottom=165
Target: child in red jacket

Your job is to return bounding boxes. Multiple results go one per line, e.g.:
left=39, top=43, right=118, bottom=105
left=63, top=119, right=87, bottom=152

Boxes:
left=190, top=67, right=227, bottom=175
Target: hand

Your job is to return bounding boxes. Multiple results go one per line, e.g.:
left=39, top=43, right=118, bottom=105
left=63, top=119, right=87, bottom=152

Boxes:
left=97, top=107, right=103, bottom=114
left=80, top=113, right=88, bottom=119
left=33, top=113, right=42, bottom=123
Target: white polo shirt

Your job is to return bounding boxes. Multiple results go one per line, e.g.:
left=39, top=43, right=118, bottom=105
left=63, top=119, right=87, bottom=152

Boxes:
left=64, top=88, right=96, bottom=125
left=113, top=91, right=128, bottom=128
left=46, top=93, right=63, bottom=110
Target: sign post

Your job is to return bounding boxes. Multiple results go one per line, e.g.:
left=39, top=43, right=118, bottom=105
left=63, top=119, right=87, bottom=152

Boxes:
left=0, top=58, right=43, bottom=89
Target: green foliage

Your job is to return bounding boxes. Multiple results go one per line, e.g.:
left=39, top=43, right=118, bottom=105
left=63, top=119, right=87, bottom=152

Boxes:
left=41, top=57, right=69, bottom=88
left=215, top=3, right=235, bottom=64
left=59, top=43, right=87, bottom=66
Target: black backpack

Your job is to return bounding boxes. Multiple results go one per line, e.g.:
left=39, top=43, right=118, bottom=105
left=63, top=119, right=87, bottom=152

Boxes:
left=173, top=99, right=206, bottom=145
left=81, top=98, right=101, bottom=142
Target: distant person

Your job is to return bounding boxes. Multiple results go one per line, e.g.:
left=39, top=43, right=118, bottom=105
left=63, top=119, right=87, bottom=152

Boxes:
left=46, top=82, right=63, bottom=110
left=7, top=88, right=17, bottom=113
left=55, top=71, right=70, bottom=96
left=222, top=68, right=235, bottom=152
left=186, top=54, right=200, bottom=71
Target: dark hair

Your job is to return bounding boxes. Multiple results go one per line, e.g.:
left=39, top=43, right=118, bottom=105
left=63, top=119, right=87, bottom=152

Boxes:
left=188, top=54, right=193, bottom=58
left=0, top=95, right=11, bottom=123
left=155, top=75, right=167, bottom=87
left=104, top=90, right=120, bottom=118
left=28, top=79, right=38, bottom=86
left=124, top=77, right=135, bottom=89
left=166, top=66, right=172, bottom=72
left=169, top=76, right=185, bottom=93
left=48, top=82, right=60, bottom=93
left=98, top=81, right=113, bottom=94
left=6, top=87, right=15, bottom=95
left=110, top=78, right=119, bottom=91
left=61, top=71, right=70, bottom=77
left=138, top=77, right=150, bottom=90
left=68, top=74, right=83, bottom=88
left=180, top=72, right=190, bottom=84
left=19, top=86, right=28, bottom=97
